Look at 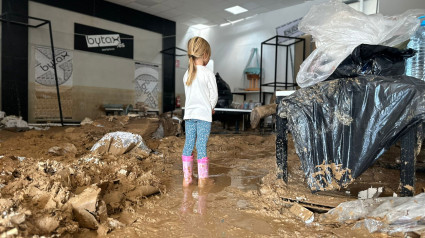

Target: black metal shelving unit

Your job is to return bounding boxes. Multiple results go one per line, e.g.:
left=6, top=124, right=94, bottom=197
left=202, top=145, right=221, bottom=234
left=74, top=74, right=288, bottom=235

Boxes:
left=259, top=35, right=305, bottom=104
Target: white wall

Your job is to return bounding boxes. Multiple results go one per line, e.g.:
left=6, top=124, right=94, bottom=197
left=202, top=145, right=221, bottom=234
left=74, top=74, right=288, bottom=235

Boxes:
left=27, top=1, right=163, bottom=121
left=379, top=0, right=425, bottom=15
left=175, top=0, right=327, bottom=104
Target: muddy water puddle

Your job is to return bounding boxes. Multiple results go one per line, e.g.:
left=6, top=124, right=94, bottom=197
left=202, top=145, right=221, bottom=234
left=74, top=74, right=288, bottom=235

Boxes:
left=104, top=156, right=278, bottom=237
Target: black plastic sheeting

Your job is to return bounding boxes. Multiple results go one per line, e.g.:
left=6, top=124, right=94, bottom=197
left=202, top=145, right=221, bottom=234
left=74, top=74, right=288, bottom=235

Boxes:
left=215, top=73, right=233, bottom=108
left=278, top=75, right=425, bottom=191
left=328, top=44, right=416, bottom=80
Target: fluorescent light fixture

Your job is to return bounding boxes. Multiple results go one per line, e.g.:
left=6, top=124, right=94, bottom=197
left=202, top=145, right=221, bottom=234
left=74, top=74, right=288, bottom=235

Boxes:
left=220, top=14, right=257, bottom=27
left=225, top=5, right=248, bottom=15
left=191, top=24, right=210, bottom=30
left=220, top=19, right=244, bottom=27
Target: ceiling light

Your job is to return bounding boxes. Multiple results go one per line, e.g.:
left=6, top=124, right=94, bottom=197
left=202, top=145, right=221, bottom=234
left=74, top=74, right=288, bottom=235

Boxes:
left=220, top=18, right=245, bottom=27
left=191, top=24, right=210, bottom=30
left=225, top=5, right=248, bottom=15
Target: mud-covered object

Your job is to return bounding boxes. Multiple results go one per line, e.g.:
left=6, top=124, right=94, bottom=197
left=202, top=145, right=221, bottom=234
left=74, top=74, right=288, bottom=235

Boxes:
left=278, top=75, right=425, bottom=191
left=215, top=73, right=233, bottom=108
left=327, top=44, right=416, bottom=81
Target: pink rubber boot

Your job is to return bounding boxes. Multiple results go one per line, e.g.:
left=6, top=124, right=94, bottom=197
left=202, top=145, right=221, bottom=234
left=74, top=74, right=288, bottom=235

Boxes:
left=197, top=157, right=209, bottom=187
left=182, top=155, right=194, bottom=186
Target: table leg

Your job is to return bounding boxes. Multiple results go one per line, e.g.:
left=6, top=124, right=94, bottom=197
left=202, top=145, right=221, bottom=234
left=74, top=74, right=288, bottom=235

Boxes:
left=400, top=126, right=417, bottom=197
left=276, top=115, right=288, bottom=183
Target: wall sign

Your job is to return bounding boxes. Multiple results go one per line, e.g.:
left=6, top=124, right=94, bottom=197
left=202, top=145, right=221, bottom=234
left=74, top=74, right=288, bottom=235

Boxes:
left=74, top=23, right=134, bottom=59
left=34, top=45, right=73, bottom=120
left=276, top=17, right=304, bottom=43
left=134, top=62, right=160, bottom=111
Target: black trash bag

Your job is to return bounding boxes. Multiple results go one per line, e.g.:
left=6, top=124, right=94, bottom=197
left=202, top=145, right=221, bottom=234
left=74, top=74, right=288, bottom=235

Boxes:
left=328, top=44, right=416, bottom=80
left=278, top=75, right=425, bottom=191
left=215, top=73, right=233, bottom=108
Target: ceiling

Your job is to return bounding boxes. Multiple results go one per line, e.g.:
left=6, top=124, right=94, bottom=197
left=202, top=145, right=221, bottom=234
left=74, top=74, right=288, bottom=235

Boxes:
left=105, top=0, right=305, bottom=26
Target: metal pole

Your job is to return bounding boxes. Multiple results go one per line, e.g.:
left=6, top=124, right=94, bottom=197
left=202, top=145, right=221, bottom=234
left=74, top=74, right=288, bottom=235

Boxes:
left=48, top=21, right=64, bottom=126
left=285, top=44, right=289, bottom=90
left=260, top=42, right=263, bottom=104
left=274, top=36, right=278, bottom=93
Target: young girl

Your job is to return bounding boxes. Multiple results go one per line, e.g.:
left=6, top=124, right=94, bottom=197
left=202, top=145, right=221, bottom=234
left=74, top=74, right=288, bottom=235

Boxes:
left=181, top=36, right=218, bottom=187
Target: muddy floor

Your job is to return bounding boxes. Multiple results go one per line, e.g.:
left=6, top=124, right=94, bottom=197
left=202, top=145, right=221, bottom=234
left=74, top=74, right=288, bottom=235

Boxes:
left=0, top=115, right=424, bottom=237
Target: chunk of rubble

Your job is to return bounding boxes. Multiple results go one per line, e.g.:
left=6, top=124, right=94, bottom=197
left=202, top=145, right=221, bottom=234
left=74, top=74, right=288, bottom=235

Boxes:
left=358, top=187, right=383, bottom=199
left=90, top=131, right=151, bottom=156
left=67, top=186, right=101, bottom=229
left=125, top=185, right=160, bottom=202
left=80, top=117, right=93, bottom=125
left=48, top=143, right=78, bottom=156
left=97, top=218, right=125, bottom=236
left=35, top=216, right=60, bottom=234
left=1, top=116, right=28, bottom=129
left=72, top=207, right=99, bottom=229
left=65, top=127, right=75, bottom=133
left=289, top=203, right=314, bottom=224
left=0, top=228, right=18, bottom=237
left=0, top=111, right=5, bottom=120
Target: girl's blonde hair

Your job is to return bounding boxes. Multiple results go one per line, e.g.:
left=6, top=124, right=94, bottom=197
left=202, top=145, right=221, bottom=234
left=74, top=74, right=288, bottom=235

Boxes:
left=186, top=36, right=211, bottom=86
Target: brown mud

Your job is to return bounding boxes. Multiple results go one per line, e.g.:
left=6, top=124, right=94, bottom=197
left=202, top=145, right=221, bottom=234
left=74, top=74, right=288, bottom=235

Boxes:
left=0, top=115, right=424, bottom=237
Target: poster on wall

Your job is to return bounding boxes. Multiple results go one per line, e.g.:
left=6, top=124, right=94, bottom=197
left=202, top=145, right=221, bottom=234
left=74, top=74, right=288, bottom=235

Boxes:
left=134, top=62, right=160, bottom=111
left=34, top=45, right=73, bottom=120
left=276, top=17, right=304, bottom=43
left=74, top=23, right=134, bottom=59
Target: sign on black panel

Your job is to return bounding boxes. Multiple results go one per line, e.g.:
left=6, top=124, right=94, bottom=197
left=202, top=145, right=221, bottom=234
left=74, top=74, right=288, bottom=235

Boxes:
left=74, top=23, right=134, bottom=59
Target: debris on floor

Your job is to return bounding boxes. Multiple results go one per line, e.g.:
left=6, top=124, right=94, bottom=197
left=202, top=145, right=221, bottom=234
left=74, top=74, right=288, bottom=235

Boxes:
left=322, top=193, right=425, bottom=234
left=0, top=115, right=424, bottom=236
left=90, top=131, right=151, bottom=156
left=0, top=115, right=28, bottom=130
left=0, top=116, right=167, bottom=236
left=289, top=203, right=314, bottom=223
left=358, top=187, right=384, bottom=199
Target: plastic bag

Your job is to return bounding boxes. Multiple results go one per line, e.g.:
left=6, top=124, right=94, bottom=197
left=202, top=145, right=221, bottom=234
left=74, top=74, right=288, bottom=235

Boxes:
left=243, top=48, right=261, bottom=75
left=278, top=75, right=425, bottom=191
left=327, top=44, right=416, bottom=80
left=325, top=193, right=425, bottom=234
left=296, top=0, right=423, bottom=88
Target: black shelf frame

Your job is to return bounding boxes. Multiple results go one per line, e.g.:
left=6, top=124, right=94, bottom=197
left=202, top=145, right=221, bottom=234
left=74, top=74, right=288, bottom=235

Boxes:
left=259, top=35, right=305, bottom=104
left=0, top=12, right=64, bottom=126
left=160, top=46, right=187, bottom=57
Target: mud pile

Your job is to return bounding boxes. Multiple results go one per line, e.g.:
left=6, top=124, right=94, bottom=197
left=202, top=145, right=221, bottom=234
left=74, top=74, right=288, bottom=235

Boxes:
left=0, top=116, right=171, bottom=236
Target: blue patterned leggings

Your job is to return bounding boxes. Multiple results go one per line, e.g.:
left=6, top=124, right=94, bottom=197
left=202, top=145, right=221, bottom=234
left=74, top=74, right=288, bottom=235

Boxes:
left=182, top=119, right=211, bottom=159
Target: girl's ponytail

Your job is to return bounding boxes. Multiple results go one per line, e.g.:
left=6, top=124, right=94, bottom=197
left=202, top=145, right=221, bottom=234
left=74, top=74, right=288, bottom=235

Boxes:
left=186, top=37, right=211, bottom=86
left=186, top=55, right=197, bottom=86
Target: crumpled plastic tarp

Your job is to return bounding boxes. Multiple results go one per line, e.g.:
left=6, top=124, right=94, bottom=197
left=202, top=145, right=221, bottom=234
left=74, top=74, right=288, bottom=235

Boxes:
left=296, top=0, right=423, bottom=88
left=278, top=75, right=425, bottom=191
left=324, top=193, right=425, bottom=234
